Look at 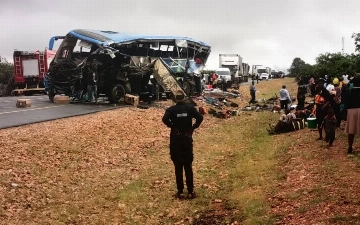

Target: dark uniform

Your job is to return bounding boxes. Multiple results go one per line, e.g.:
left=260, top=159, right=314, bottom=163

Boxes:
left=162, top=99, right=203, bottom=198
left=87, top=71, right=98, bottom=103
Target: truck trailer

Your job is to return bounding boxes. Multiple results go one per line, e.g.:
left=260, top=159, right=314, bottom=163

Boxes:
left=218, top=54, right=243, bottom=88
left=251, top=65, right=262, bottom=80
left=242, top=62, right=250, bottom=82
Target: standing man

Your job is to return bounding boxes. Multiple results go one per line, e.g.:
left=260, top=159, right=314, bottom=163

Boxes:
left=297, top=78, right=307, bottom=110
left=249, top=80, right=257, bottom=104
left=279, top=85, right=291, bottom=110
left=309, top=76, right=315, bottom=97
left=162, top=90, right=203, bottom=199
left=345, top=76, right=360, bottom=154
left=87, top=65, right=98, bottom=103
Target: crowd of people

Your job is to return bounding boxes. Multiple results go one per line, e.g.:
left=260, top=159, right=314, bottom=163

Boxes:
left=162, top=75, right=360, bottom=199
left=268, top=74, right=360, bottom=154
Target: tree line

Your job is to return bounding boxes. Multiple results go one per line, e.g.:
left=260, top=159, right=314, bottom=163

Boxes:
left=288, top=32, right=360, bottom=80
left=0, top=58, right=13, bottom=84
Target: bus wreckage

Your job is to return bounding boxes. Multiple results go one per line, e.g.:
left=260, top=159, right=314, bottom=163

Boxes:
left=44, top=29, right=211, bottom=104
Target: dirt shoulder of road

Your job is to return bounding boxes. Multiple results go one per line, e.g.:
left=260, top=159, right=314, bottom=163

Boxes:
left=1, top=78, right=360, bottom=225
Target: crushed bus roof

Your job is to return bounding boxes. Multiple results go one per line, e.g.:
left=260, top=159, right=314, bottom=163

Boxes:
left=68, top=29, right=211, bottom=48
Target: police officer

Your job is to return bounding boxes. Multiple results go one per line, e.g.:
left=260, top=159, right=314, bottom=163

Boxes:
left=162, top=90, right=203, bottom=199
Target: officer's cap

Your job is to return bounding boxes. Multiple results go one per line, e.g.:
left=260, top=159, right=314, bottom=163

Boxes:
left=175, top=90, right=186, bottom=102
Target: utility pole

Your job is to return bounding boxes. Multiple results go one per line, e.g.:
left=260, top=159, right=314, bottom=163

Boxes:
left=342, top=37, right=344, bottom=55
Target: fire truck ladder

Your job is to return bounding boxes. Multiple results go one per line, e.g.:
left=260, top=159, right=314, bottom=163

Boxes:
left=38, top=51, right=46, bottom=89
left=14, top=55, right=22, bottom=77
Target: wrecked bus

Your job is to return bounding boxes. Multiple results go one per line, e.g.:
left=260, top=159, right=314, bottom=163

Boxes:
left=44, top=29, right=211, bottom=103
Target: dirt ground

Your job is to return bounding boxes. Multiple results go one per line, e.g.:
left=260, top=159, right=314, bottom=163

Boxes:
left=1, top=78, right=360, bottom=224
left=269, top=124, right=360, bottom=225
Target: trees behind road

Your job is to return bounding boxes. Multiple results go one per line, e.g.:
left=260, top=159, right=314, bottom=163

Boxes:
left=288, top=32, right=360, bottom=80
left=0, top=58, right=13, bottom=84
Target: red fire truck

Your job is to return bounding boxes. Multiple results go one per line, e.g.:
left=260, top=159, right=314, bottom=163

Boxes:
left=13, top=49, right=56, bottom=95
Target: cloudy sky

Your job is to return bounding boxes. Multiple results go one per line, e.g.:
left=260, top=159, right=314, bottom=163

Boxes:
left=0, top=0, right=359, bottom=72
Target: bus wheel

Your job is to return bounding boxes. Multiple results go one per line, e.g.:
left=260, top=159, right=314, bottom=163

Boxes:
left=108, top=84, right=126, bottom=103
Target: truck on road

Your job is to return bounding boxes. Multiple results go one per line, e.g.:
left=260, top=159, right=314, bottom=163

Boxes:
left=252, top=65, right=270, bottom=81
left=242, top=62, right=250, bottom=82
left=251, top=65, right=262, bottom=80
left=218, top=54, right=243, bottom=88
left=1, top=49, right=56, bottom=96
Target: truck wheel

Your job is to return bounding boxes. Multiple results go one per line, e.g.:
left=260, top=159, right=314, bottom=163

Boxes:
left=108, top=84, right=126, bottom=103
left=48, top=93, right=55, bottom=102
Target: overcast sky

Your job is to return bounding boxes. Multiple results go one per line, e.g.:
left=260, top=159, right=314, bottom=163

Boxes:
left=1, top=0, right=359, bottom=72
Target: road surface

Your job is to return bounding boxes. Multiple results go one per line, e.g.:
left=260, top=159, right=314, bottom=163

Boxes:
left=0, top=95, right=128, bottom=129
left=0, top=80, right=254, bottom=129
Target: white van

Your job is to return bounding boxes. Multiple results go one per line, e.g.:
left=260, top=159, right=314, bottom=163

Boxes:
left=215, top=68, right=231, bottom=83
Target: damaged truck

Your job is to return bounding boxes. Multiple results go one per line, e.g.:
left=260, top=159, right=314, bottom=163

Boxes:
left=44, top=29, right=211, bottom=104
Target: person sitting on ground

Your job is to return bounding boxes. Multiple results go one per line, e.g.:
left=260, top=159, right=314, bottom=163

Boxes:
left=322, top=107, right=337, bottom=147
left=279, top=109, right=288, bottom=122
left=295, top=107, right=311, bottom=121
left=285, top=108, right=297, bottom=123
left=267, top=109, right=297, bottom=134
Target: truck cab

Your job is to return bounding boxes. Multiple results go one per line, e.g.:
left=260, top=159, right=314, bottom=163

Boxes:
left=258, top=67, right=269, bottom=81
left=215, top=68, right=231, bottom=83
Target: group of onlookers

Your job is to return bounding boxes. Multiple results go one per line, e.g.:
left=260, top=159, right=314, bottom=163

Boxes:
left=304, top=75, right=360, bottom=153
left=267, top=74, right=360, bottom=154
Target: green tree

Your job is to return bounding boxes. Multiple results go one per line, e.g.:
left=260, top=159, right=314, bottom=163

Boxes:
left=0, top=57, right=13, bottom=84
left=288, top=57, right=306, bottom=78
left=351, top=32, right=360, bottom=52
left=314, top=52, right=355, bottom=78
left=287, top=31, right=360, bottom=80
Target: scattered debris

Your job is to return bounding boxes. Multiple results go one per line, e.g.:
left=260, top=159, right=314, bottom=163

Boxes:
left=53, top=95, right=70, bottom=104
left=16, top=99, right=31, bottom=108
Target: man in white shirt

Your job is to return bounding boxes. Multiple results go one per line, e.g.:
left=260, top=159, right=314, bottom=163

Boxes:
left=279, top=85, right=291, bottom=110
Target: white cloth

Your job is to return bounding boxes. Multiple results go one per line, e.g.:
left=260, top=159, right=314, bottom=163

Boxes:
left=326, top=84, right=334, bottom=92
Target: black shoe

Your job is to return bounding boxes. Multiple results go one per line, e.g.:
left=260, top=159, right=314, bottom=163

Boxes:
left=174, top=191, right=184, bottom=199
left=187, top=192, right=196, bottom=199
left=347, top=148, right=353, bottom=154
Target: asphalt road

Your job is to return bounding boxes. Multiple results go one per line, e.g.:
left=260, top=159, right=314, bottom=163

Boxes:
left=0, top=95, right=128, bottom=129
left=0, top=80, right=253, bottom=129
